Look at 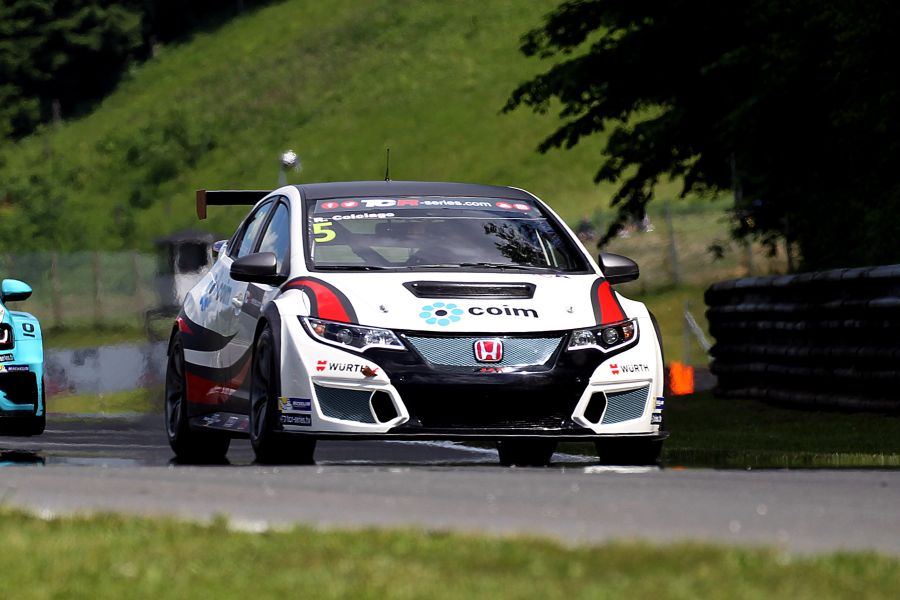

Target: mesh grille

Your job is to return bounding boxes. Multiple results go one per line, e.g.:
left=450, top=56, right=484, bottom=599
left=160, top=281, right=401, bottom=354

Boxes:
left=601, top=385, right=649, bottom=424
left=405, top=336, right=562, bottom=367
left=314, top=384, right=375, bottom=423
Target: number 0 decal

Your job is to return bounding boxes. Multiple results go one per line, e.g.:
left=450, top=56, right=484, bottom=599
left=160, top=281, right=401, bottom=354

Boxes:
left=22, top=322, right=36, bottom=338
left=313, top=221, right=336, bottom=243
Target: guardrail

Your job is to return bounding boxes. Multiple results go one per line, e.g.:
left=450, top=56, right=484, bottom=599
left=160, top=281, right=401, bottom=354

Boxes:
left=705, top=264, right=900, bottom=411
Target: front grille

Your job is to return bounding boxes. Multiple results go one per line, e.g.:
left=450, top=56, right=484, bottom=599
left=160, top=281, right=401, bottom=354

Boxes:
left=314, top=384, right=375, bottom=423
left=0, top=372, right=37, bottom=405
left=405, top=336, right=563, bottom=367
left=395, top=385, right=581, bottom=430
left=601, top=385, right=649, bottom=424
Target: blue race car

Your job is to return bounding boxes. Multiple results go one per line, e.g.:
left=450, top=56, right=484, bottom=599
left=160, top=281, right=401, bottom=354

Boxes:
left=0, top=279, right=45, bottom=436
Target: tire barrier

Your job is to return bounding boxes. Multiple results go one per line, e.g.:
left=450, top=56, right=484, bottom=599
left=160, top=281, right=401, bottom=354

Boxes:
left=705, top=264, right=900, bottom=411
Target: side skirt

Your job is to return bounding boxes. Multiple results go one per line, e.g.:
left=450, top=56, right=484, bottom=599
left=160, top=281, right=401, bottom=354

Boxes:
left=189, top=411, right=250, bottom=438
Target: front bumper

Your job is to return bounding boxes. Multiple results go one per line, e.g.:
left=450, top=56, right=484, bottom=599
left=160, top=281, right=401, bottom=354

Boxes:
left=280, top=321, right=664, bottom=439
left=0, top=368, right=42, bottom=417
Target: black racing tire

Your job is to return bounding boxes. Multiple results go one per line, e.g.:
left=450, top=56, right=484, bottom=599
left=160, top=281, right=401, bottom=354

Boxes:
left=23, top=383, right=47, bottom=436
left=249, top=326, right=316, bottom=465
left=496, top=438, right=557, bottom=467
left=594, top=438, right=663, bottom=466
left=22, top=394, right=47, bottom=436
left=165, top=332, right=230, bottom=463
left=23, top=408, right=46, bottom=436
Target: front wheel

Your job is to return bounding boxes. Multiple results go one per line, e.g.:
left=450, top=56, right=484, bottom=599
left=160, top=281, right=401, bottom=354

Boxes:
left=496, top=438, right=557, bottom=467
left=23, top=384, right=46, bottom=435
left=165, top=332, right=230, bottom=463
left=21, top=411, right=46, bottom=436
left=594, top=438, right=663, bottom=466
left=249, top=326, right=316, bottom=465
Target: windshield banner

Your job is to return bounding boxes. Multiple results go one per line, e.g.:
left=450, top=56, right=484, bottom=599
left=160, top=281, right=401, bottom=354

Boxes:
left=314, top=197, right=536, bottom=214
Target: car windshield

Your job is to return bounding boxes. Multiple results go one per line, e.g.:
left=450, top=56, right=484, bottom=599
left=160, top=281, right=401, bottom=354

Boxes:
left=305, top=196, right=589, bottom=272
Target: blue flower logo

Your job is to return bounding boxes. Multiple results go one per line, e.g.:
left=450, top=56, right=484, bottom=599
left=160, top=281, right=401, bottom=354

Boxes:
left=419, top=302, right=464, bottom=326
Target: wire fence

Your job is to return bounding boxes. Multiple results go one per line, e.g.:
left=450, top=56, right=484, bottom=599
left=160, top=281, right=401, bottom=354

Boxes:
left=596, top=203, right=794, bottom=295
left=1, top=208, right=793, bottom=332
left=1, top=252, right=158, bottom=328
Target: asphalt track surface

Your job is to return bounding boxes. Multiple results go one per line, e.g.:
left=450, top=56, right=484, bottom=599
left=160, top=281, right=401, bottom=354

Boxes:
left=2, top=413, right=900, bottom=555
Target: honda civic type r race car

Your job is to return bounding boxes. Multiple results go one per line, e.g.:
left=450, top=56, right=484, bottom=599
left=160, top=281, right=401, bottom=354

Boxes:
left=165, top=181, right=666, bottom=465
left=0, top=278, right=45, bottom=436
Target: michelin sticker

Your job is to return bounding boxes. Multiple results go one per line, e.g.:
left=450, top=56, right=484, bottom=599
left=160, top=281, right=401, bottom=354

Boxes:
left=279, top=397, right=312, bottom=412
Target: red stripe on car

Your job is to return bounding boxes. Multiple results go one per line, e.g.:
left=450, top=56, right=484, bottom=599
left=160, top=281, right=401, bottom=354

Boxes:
left=596, top=280, right=626, bottom=324
left=176, top=317, right=192, bottom=334
left=282, top=278, right=357, bottom=323
left=185, top=372, right=220, bottom=405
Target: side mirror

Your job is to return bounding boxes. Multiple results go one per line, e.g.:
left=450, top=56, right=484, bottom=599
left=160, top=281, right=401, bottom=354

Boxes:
left=230, top=252, right=287, bottom=285
left=212, top=240, right=228, bottom=257
left=1, top=279, right=33, bottom=302
left=599, top=253, right=639, bottom=284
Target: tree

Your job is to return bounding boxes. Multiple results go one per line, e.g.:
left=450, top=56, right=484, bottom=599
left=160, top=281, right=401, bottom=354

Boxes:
left=0, top=1, right=146, bottom=138
left=505, top=0, right=900, bottom=270
left=0, top=1, right=273, bottom=139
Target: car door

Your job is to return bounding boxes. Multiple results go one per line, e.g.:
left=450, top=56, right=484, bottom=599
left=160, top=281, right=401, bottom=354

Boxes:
left=215, top=200, right=275, bottom=406
left=226, top=200, right=292, bottom=405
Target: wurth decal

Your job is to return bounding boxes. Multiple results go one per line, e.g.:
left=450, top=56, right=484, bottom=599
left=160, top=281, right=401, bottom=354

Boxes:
left=314, top=360, right=379, bottom=376
left=281, top=277, right=358, bottom=323
left=610, top=363, right=650, bottom=376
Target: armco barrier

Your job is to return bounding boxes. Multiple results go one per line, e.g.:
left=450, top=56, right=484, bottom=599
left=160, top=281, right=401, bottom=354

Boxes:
left=705, top=264, right=900, bottom=411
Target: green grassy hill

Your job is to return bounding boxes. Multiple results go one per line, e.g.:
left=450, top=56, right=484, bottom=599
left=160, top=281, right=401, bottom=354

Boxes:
left=3, top=0, right=692, bottom=249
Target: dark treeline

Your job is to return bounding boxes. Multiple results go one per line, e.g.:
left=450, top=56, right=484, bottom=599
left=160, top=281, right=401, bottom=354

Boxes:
left=507, top=0, right=900, bottom=270
left=0, top=0, right=274, bottom=139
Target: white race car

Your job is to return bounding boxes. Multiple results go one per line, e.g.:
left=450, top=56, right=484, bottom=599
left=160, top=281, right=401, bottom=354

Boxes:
left=165, top=181, right=666, bottom=465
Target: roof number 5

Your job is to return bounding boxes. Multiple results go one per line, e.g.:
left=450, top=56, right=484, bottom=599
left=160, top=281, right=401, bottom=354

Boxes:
left=313, top=221, right=336, bottom=243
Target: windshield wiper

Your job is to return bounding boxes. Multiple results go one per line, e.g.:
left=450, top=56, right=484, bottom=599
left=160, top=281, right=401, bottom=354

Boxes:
left=316, top=265, right=391, bottom=271
left=458, top=262, right=558, bottom=271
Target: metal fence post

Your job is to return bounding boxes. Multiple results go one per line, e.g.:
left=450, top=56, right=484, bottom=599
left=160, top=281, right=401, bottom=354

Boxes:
left=50, top=252, right=63, bottom=327
left=664, top=201, right=682, bottom=286
left=132, top=251, right=145, bottom=320
left=92, top=251, right=103, bottom=325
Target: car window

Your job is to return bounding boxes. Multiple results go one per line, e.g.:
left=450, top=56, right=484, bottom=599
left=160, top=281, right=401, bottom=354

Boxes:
left=231, top=201, right=274, bottom=259
left=257, top=202, right=290, bottom=273
left=305, top=196, right=590, bottom=272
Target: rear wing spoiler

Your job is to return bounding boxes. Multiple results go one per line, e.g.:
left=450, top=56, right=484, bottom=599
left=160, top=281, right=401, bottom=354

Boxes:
left=195, top=189, right=271, bottom=219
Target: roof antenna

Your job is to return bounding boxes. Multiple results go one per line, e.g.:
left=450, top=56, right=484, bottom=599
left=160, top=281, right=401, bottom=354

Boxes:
left=384, top=148, right=391, bottom=182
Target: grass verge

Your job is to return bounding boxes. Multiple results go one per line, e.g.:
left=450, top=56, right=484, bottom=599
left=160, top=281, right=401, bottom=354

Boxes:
left=1, top=509, right=899, bottom=599
left=663, top=392, right=900, bottom=468
left=48, top=387, right=162, bottom=415
left=563, top=392, right=900, bottom=468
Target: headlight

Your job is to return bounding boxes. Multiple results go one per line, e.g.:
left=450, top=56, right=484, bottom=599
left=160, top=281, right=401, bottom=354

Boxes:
left=300, top=317, right=406, bottom=352
left=0, top=323, right=14, bottom=350
left=567, top=319, right=638, bottom=352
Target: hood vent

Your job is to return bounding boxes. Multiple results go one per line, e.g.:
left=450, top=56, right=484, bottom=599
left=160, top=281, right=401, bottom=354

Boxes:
left=404, top=281, right=536, bottom=299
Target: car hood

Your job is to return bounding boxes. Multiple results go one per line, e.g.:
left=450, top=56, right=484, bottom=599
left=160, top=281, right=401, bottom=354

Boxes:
left=283, top=271, right=624, bottom=333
